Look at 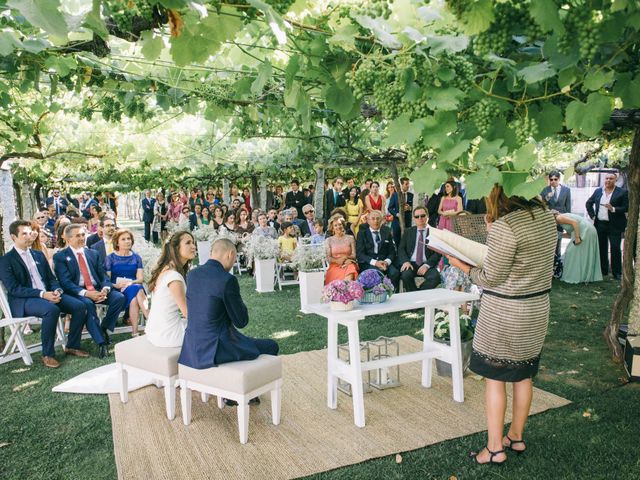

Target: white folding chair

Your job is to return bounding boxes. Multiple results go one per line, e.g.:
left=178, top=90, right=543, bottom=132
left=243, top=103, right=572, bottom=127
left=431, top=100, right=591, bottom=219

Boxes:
left=274, top=261, right=299, bottom=290
left=0, top=282, right=66, bottom=365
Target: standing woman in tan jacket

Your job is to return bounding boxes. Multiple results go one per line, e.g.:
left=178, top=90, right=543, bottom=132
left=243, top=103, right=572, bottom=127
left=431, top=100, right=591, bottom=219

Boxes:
left=448, top=185, right=557, bottom=466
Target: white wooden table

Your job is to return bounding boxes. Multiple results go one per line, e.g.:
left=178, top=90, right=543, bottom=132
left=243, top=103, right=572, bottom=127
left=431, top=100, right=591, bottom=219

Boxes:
left=307, top=289, right=480, bottom=428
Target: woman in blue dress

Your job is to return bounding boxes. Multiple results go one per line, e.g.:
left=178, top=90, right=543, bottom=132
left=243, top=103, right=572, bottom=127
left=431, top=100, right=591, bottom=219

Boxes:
left=105, top=229, right=149, bottom=337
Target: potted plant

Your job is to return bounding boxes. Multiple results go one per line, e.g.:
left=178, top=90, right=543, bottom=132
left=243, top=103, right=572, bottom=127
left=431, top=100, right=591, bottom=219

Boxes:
left=245, top=235, right=279, bottom=293
left=321, top=280, right=364, bottom=311
left=192, top=226, right=217, bottom=265
left=433, top=311, right=475, bottom=377
left=357, top=269, right=394, bottom=304
left=292, top=244, right=326, bottom=313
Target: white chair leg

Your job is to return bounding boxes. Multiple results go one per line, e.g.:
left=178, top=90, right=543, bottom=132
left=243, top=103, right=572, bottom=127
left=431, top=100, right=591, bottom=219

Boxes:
left=217, top=396, right=224, bottom=409
left=164, top=376, right=176, bottom=420
left=11, top=324, right=33, bottom=366
left=201, top=392, right=209, bottom=403
left=271, top=385, right=281, bottom=425
left=119, top=364, right=128, bottom=403
left=237, top=402, right=249, bottom=444
left=180, top=380, right=192, bottom=425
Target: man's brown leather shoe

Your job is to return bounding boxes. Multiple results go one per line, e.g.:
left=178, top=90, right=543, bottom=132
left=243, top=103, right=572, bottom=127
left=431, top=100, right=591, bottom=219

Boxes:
left=64, top=348, right=90, bottom=358
left=42, top=356, right=60, bottom=368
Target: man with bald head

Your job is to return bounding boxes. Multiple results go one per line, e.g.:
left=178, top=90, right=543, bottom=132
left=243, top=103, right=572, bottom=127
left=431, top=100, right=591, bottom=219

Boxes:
left=178, top=239, right=279, bottom=372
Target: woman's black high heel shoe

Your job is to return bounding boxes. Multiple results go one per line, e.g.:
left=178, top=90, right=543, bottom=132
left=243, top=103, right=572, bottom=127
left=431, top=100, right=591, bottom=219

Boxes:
left=469, top=447, right=506, bottom=465
left=504, top=435, right=526, bottom=455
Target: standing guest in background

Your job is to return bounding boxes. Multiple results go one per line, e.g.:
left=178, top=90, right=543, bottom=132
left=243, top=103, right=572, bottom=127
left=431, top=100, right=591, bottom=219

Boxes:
left=345, top=187, right=364, bottom=237
left=308, top=184, right=316, bottom=203
left=585, top=172, right=628, bottom=280
left=53, top=223, right=126, bottom=358
left=324, top=215, right=358, bottom=284
left=0, top=220, right=91, bottom=367
left=342, top=177, right=360, bottom=199
left=178, top=206, right=191, bottom=226
left=168, top=192, right=183, bottom=223
left=356, top=210, right=400, bottom=291
left=97, top=194, right=112, bottom=215
left=153, top=191, right=169, bottom=243
left=447, top=185, right=557, bottom=466
left=254, top=212, right=278, bottom=239
left=324, top=177, right=346, bottom=219
left=285, top=179, right=306, bottom=218
left=272, top=185, right=285, bottom=212
left=106, top=229, right=149, bottom=337
left=437, top=181, right=463, bottom=232
left=303, top=187, right=312, bottom=206
left=466, top=197, right=487, bottom=215
left=299, top=204, right=318, bottom=237
left=46, top=188, right=68, bottom=217
left=364, top=181, right=384, bottom=214
left=397, top=206, right=442, bottom=291
left=541, top=171, right=572, bottom=263
left=87, top=205, right=102, bottom=233
left=104, top=191, right=118, bottom=217
left=145, top=231, right=195, bottom=348
left=242, top=187, right=252, bottom=214
left=235, top=207, right=254, bottom=235
left=553, top=211, right=603, bottom=283
left=141, top=190, right=155, bottom=242
left=229, top=184, right=243, bottom=204
left=90, top=217, right=117, bottom=266
left=81, top=192, right=98, bottom=220
left=204, top=191, right=216, bottom=208
left=388, top=177, right=414, bottom=246
left=361, top=179, right=373, bottom=192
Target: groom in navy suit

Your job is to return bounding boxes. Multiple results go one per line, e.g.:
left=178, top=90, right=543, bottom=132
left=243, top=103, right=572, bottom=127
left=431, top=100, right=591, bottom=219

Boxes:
left=179, top=238, right=278, bottom=374
left=0, top=221, right=90, bottom=367
left=53, top=224, right=126, bottom=357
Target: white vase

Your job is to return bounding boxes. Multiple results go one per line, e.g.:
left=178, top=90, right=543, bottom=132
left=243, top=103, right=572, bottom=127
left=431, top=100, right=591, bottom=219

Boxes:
left=254, top=258, right=276, bottom=293
left=197, top=241, right=212, bottom=266
left=330, top=301, right=354, bottom=311
left=299, top=270, right=325, bottom=313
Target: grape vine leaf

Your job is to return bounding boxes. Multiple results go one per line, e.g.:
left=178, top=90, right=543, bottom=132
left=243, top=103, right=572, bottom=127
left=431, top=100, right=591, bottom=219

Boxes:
left=251, top=61, right=272, bottom=95
left=8, top=0, right=68, bottom=39
left=511, top=176, right=547, bottom=200
left=0, top=30, right=22, bottom=56
left=565, top=93, right=612, bottom=137
left=518, top=62, right=556, bottom=84
left=455, top=0, right=494, bottom=35
left=410, top=162, right=448, bottom=195
left=247, top=0, right=289, bottom=45
left=82, top=11, right=108, bottom=40
left=324, top=81, right=355, bottom=117
left=438, top=138, right=470, bottom=163
left=425, top=87, right=464, bottom=110
left=382, top=113, right=424, bottom=147
left=284, top=81, right=301, bottom=108
left=329, top=22, right=359, bottom=51
left=501, top=172, right=529, bottom=197
left=141, top=31, right=164, bottom=61
left=465, top=166, right=501, bottom=199
left=475, top=139, right=507, bottom=164
left=425, top=34, right=469, bottom=54
left=583, top=69, right=615, bottom=91
left=353, top=15, right=402, bottom=49
left=613, top=73, right=640, bottom=108
left=512, top=143, right=537, bottom=171
left=44, top=56, right=77, bottom=77
left=531, top=103, right=563, bottom=139
left=529, top=0, right=564, bottom=34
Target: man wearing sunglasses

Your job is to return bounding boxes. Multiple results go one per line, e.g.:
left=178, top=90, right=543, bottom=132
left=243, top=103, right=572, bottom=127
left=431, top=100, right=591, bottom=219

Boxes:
left=397, top=206, right=442, bottom=292
left=299, top=204, right=317, bottom=237
left=45, top=188, right=68, bottom=217
left=541, top=171, right=572, bottom=269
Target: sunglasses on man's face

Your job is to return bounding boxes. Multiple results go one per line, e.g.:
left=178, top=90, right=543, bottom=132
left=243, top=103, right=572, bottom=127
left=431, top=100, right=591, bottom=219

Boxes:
left=549, top=178, right=559, bottom=181
left=305, top=210, right=315, bottom=214
left=414, top=214, right=427, bottom=219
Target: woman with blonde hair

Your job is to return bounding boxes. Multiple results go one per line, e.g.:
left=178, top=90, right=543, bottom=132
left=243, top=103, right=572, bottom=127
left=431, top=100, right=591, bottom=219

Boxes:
left=323, top=215, right=358, bottom=284
left=448, top=185, right=556, bottom=465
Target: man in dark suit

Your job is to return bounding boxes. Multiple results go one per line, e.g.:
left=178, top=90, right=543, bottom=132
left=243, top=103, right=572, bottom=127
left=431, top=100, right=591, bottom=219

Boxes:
left=79, top=192, right=98, bottom=220
left=541, top=170, right=572, bottom=262
left=53, top=224, right=126, bottom=357
left=189, top=204, right=203, bottom=231
left=45, top=188, right=68, bottom=217
left=388, top=177, right=414, bottom=246
left=0, top=220, right=90, bottom=367
left=285, top=179, right=306, bottom=218
left=324, top=177, right=346, bottom=219
left=90, top=217, right=117, bottom=267
left=397, top=207, right=442, bottom=291
left=267, top=209, right=280, bottom=232
left=178, top=238, right=278, bottom=369
left=356, top=210, right=400, bottom=291
left=141, top=190, right=155, bottom=242
left=585, top=172, right=629, bottom=280
left=299, top=204, right=318, bottom=237
left=342, top=177, right=360, bottom=199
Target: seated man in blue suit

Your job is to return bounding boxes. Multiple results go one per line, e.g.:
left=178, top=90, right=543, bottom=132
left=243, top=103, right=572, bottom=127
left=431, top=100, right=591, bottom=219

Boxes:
left=90, top=217, right=116, bottom=267
left=178, top=238, right=279, bottom=405
left=356, top=210, right=401, bottom=291
left=0, top=220, right=90, bottom=368
left=53, top=223, right=126, bottom=358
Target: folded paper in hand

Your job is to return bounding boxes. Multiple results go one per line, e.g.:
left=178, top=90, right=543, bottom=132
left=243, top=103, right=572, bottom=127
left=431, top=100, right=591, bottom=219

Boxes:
left=115, top=277, right=133, bottom=286
left=427, top=228, right=488, bottom=268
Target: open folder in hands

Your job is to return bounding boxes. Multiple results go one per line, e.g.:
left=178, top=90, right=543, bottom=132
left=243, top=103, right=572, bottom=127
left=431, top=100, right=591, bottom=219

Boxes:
left=427, top=228, right=488, bottom=268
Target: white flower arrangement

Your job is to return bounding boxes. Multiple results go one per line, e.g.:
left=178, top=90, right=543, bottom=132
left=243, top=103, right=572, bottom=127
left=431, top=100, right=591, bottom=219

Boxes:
left=291, top=243, right=326, bottom=272
left=433, top=311, right=474, bottom=343
left=167, top=218, right=190, bottom=234
left=192, top=225, right=217, bottom=242
left=244, top=233, right=279, bottom=261
left=132, top=234, right=162, bottom=284
left=216, top=227, right=240, bottom=245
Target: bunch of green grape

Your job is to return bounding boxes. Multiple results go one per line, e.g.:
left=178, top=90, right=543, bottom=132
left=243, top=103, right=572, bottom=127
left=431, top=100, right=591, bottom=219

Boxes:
left=354, top=0, right=392, bottom=19
left=512, top=116, right=538, bottom=145
left=558, top=7, right=603, bottom=60
left=107, top=0, right=154, bottom=32
left=469, top=99, right=501, bottom=136
left=345, top=58, right=380, bottom=99
left=440, top=54, right=475, bottom=93
left=79, top=105, right=93, bottom=121
left=101, top=96, right=123, bottom=122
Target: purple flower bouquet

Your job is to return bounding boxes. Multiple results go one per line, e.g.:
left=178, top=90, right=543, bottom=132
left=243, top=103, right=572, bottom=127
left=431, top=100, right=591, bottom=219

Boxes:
left=321, top=280, right=365, bottom=307
left=357, top=269, right=394, bottom=303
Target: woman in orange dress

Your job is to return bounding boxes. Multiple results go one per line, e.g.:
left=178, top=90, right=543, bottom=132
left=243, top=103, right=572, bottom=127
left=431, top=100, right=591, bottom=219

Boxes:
left=364, top=181, right=384, bottom=213
left=324, top=215, right=358, bottom=285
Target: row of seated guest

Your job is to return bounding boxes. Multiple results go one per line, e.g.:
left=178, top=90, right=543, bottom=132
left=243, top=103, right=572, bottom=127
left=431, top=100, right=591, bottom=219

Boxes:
left=0, top=221, right=127, bottom=367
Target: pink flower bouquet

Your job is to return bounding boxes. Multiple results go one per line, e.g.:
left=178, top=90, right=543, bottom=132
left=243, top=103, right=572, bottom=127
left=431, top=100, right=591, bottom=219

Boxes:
left=321, top=280, right=365, bottom=305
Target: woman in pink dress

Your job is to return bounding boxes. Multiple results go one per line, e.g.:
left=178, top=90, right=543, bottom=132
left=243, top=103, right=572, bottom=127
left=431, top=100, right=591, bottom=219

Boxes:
left=364, top=181, right=384, bottom=213
left=437, top=181, right=463, bottom=231
left=324, top=216, right=358, bottom=285
left=168, top=192, right=184, bottom=222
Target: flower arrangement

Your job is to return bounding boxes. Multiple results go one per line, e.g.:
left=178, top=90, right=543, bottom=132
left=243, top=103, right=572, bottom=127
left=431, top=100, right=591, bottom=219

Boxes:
left=244, top=233, right=279, bottom=261
left=216, top=227, right=239, bottom=245
left=321, top=280, right=364, bottom=305
left=356, top=269, right=394, bottom=303
left=291, top=244, right=326, bottom=272
left=433, top=311, right=474, bottom=343
left=132, top=234, right=162, bottom=284
left=167, top=218, right=191, bottom=234
left=192, top=225, right=217, bottom=242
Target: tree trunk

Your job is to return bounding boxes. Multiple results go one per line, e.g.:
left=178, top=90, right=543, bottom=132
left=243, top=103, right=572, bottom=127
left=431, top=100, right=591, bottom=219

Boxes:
left=250, top=175, right=259, bottom=210
left=314, top=166, right=325, bottom=218
left=390, top=161, right=405, bottom=231
left=222, top=179, right=230, bottom=204
left=14, top=182, right=23, bottom=218
left=259, top=177, right=268, bottom=211
left=604, top=127, right=640, bottom=360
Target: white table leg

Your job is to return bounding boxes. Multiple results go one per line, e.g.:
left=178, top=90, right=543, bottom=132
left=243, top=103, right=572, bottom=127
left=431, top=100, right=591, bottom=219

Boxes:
left=422, top=306, right=435, bottom=388
left=327, top=318, right=338, bottom=410
left=347, top=321, right=365, bottom=428
left=448, top=306, right=465, bottom=402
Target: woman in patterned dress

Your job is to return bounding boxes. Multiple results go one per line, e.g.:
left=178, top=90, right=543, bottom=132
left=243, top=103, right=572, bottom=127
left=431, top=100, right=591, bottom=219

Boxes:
left=448, top=185, right=556, bottom=466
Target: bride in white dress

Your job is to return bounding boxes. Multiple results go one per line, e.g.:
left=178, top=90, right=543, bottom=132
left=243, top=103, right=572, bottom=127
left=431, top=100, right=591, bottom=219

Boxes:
left=145, top=231, right=197, bottom=347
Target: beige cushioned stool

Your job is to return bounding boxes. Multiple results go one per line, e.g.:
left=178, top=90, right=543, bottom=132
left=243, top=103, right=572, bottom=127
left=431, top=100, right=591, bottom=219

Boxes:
left=115, top=335, right=181, bottom=420
left=179, top=354, right=283, bottom=444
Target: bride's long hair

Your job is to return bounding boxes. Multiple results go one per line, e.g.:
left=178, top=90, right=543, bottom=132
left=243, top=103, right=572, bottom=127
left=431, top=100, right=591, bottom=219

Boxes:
left=148, top=231, right=193, bottom=292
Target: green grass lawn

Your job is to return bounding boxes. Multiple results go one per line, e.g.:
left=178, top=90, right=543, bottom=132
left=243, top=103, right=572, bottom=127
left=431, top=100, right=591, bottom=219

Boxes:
left=0, top=277, right=636, bottom=480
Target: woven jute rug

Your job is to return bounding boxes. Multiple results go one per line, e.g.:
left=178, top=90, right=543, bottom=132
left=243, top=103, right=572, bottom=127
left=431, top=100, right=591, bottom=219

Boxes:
left=109, top=336, right=570, bottom=480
